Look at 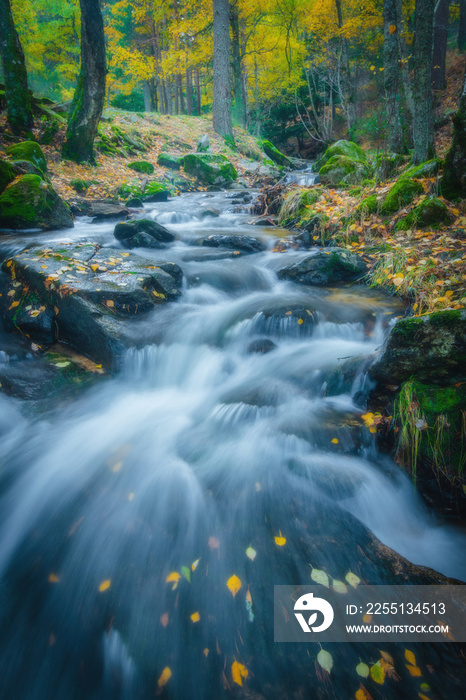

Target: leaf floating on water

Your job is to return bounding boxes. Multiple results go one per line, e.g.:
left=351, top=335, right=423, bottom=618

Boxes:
left=208, top=536, right=220, bottom=549
left=227, top=575, right=242, bottom=597
left=317, top=649, right=333, bottom=673
left=297, top=318, right=304, bottom=325
left=406, top=664, right=422, bottom=677
left=331, top=438, right=339, bottom=444
left=9, top=301, right=20, bottom=310
left=311, top=568, right=329, bottom=587
left=404, top=649, right=416, bottom=666
left=48, top=573, right=60, bottom=583
left=190, top=611, right=200, bottom=623
left=105, top=300, right=114, bottom=308
left=191, top=558, right=200, bottom=571
left=231, top=660, right=248, bottom=686
left=345, top=571, right=361, bottom=588
left=203, top=648, right=209, bottom=657
left=181, top=565, right=191, bottom=582
left=99, top=579, right=111, bottom=592
left=355, top=686, right=373, bottom=700
left=332, top=579, right=347, bottom=593
left=370, top=661, right=385, bottom=684
left=157, top=667, right=172, bottom=688
left=245, top=589, right=254, bottom=622
left=274, top=531, right=286, bottom=546
left=246, top=546, right=257, bottom=561
left=160, top=612, right=169, bottom=627
left=356, top=662, right=370, bottom=678
left=166, top=571, right=181, bottom=590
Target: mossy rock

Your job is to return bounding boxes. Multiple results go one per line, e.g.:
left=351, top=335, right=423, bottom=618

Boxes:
left=356, top=194, right=378, bottom=216
left=0, top=160, right=17, bottom=194
left=128, top=160, right=154, bottom=174
left=379, top=177, right=424, bottom=215
left=157, top=153, right=182, bottom=170
left=369, top=309, right=466, bottom=385
left=181, top=154, right=237, bottom=187
left=395, top=197, right=453, bottom=231
left=401, top=159, right=440, bottom=180
left=315, top=139, right=367, bottom=170
left=0, top=174, right=73, bottom=230
left=319, top=155, right=371, bottom=187
left=278, top=188, right=320, bottom=226
left=277, top=248, right=368, bottom=286
left=6, top=141, right=47, bottom=173
left=396, top=379, right=466, bottom=479
left=261, top=140, right=293, bottom=168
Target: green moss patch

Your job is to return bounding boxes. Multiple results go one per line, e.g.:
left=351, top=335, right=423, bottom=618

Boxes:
left=0, top=174, right=73, bottom=230
left=6, top=141, right=47, bottom=173
left=395, top=197, right=453, bottom=231
left=380, top=177, right=424, bottom=215
left=181, top=154, right=237, bottom=186
left=316, top=140, right=367, bottom=170
left=261, top=140, right=292, bottom=168
left=0, top=160, right=17, bottom=194
left=128, top=160, right=155, bottom=174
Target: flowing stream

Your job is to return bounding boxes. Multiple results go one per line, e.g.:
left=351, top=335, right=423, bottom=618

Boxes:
left=0, top=188, right=465, bottom=699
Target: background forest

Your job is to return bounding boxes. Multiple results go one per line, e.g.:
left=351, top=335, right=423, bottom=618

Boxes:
left=5, top=0, right=466, bottom=157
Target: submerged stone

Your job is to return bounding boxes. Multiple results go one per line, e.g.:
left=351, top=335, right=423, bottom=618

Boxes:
left=202, top=234, right=265, bottom=254
left=277, top=248, right=368, bottom=286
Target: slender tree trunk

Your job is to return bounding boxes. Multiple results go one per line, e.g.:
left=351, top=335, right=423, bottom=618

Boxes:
left=0, top=0, right=34, bottom=133
left=459, top=0, right=466, bottom=51
left=230, top=2, right=246, bottom=127
left=396, top=0, right=415, bottom=121
left=335, top=0, right=356, bottom=133
left=143, top=82, right=151, bottom=112
left=186, top=67, right=193, bottom=115
left=432, top=0, right=449, bottom=90
left=412, top=0, right=436, bottom=164
left=195, top=69, right=201, bottom=115
left=213, top=0, right=233, bottom=136
left=441, top=66, right=466, bottom=197
left=383, top=0, right=405, bottom=152
left=62, top=0, right=106, bottom=164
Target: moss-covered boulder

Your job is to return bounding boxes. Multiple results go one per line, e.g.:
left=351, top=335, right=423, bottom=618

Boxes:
left=369, top=310, right=466, bottom=385
left=6, top=141, right=47, bottom=173
left=379, top=177, right=424, bottom=215
left=401, top=159, right=440, bottom=180
left=319, top=155, right=371, bottom=187
left=0, top=160, right=16, bottom=194
left=278, top=188, right=321, bottom=226
left=375, top=153, right=406, bottom=180
left=0, top=175, right=73, bottom=230
left=181, top=154, right=237, bottom=187
left=356, top=193, right=378, bottom=216
left=395, top=197, right=453, bottom=231
left=128, top=160, right=154, bottom=174
left=277, top=248, right=368, bottom=286
left=315, top=140, right=367, bottom=170
left=117, top=180, right=170, bottom=202
left=261, top=140, right=293, bottom=168
left=157, top=153, right=182, bottom=170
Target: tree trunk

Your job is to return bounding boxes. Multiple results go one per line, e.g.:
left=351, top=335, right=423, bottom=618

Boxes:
left=383, top=0, right=406, bottom=152
left=334, top=0, right=356, bottom=133
left=441, top=66, right=466, bottom=198
left=62, top=0, right=106, bottom=164
left=230, top=2, right=246, bottom=127
left=186, top=67, right=193, bottom=115
left=213, top=0, right=233, bottom=136
left=459, top=0, right=466, bottom=51
left=143, top=82, right=151, bottom=112
left=432, top=0, right=449, bottom=90
left=412, top=0, right=436, bottom=164
left=195, top=69, right=201, bottom=115
left=396, top=0, right=415, bottom=121
left=0, top=0, right=34, bottom=133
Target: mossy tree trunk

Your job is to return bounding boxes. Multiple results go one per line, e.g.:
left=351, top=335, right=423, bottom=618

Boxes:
left=412, top=0, right=436, bottom=164
left=335, top=0, right=356, bottom=133
left=459, top=0, right=466, bottom=52
left=230, top=2, right=246, bottom=128
left=441, top=66, right=466, bottom=198
left=62, top=0, right=106, bottom=165
left=432, top=0, right=449, bottom=90
left=0, top=0, right=34, bottom=134
left=212, top=0, right=233, bottom=137
left=383, top=0, right=406, bottom=153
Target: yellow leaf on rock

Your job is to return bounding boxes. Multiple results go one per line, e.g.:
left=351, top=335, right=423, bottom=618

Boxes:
left=106, top=300, right=114, bottom=307
left=227, top=574, right=242, bottom=597
left=157, top=667, right=172, bottom=687
left=231, top=661, right=248, bottom=686
left=99, top=579, right=111, bottom=592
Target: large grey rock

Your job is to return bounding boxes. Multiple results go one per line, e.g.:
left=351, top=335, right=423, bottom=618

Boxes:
left=369, top=310, right=466, bottom=385
left=114, top=219, right=175, bottom=249
left=202, top=234, right=265, bottom=254
left=0, top=174, right=73, bottom=230
left=277, top=248, right=368, bottom=286
left=87, top=201, right=130, bottom=222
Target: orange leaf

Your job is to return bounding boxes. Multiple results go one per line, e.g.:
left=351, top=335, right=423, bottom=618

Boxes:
left=231, top=660, right=248, bottom=687
left=227, top=574, right=242, bottom=597
left=190, top=611, right=200, bottom=623
left=99, top=579, right=111, bottom=592
left=157, top=667, right=172, bottom=687
left=406, top=664, right=422, bottom=677
left=389, top=24, right=396, bottom=34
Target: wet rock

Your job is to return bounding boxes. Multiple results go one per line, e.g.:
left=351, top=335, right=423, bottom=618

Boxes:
left=157, top=153, right=182, bottom=170
left=125, top=197, right=144, bottom=208
left=87, top=201, right=130, bottom=222
left=199, top=208, right=220, bottom=218
left=277, top=248, right=368, bottom=286
left=248, top=338, right=277, bottom=354
left=1, top=244, right=183, bottom=369
left=202, top=234, right=265, bottom=254
left=114, top=219, right=175, bottom=249
left=261, top=140, right=293, bottom=168
left=369, top=309, right=466, bottom=385
left=196, top=134, right=212, bottom=153
left=0, top=175, right=73, bottom=230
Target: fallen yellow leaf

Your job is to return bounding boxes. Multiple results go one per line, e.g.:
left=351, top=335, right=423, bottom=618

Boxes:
left=99, top=579, right=111, bottom=592
left=227, top=574, right=242, bottom=597
left=190, top=611, right=200, bottom=623
left=157, top=667, right=172, bottom=687
left=231, top=660, right=248, bottom=686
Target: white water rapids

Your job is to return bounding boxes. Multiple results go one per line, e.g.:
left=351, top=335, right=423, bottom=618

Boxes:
left=0, top=190, right=464, bottom=699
